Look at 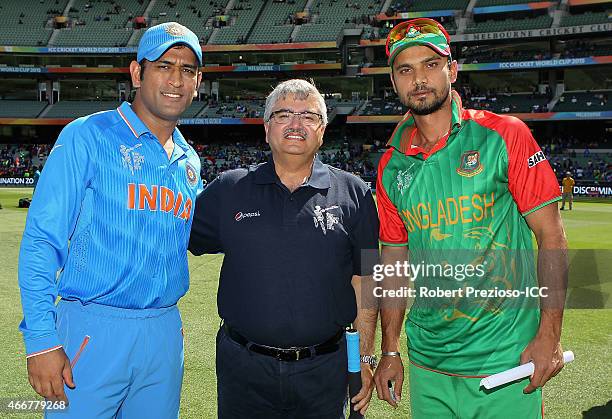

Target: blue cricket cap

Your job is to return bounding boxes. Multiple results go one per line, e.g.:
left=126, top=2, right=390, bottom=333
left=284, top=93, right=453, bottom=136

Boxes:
left=137, top=22, right=202, bottom=66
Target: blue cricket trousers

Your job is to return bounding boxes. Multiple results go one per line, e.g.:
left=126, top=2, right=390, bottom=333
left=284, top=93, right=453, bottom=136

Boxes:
left=46, top=299, right=184, bottom=418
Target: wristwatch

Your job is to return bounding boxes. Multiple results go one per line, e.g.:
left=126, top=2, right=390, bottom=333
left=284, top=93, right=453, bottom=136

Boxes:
left=360, top=354, right=378, bottom=369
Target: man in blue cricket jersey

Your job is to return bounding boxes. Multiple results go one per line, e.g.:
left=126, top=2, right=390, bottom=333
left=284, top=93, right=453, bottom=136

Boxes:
left=18, top=22, right=203, bottom=418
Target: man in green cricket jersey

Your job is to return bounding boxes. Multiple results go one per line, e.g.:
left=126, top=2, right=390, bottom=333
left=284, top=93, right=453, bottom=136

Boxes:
left=372, top=18, right=569, bottom=417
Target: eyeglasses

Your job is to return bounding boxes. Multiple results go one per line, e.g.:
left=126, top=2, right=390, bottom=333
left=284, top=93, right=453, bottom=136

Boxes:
left=268, top=110, right=323, bottom=127
left=385, top=18, right=451, bottom=57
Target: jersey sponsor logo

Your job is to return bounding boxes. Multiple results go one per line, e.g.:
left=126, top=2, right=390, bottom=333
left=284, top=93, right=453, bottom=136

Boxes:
left=126, top=183, right=193, bottom=221
left=456, top=151, right=483, bottom=177
left=313, top=205, right=340, bottom=235
left=399, top=192, right=495, bottom=233
left=396, top=164, right=415, bottom=195
left=185, top=161, right=198, bottom=187
left=235, top=211, right=261, bottom=221
left=527, top=150, right=546, bottom=168
left=120, top=144, right=145, bottom=174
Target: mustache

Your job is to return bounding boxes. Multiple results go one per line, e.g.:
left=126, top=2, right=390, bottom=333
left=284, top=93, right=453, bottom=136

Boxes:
left=411, top=84, right=434, bottom=94
left=283, top=128, right=307, bottom=137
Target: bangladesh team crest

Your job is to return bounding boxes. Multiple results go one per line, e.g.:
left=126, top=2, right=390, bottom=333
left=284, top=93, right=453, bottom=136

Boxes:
left=185, top=161, right=198, bottom=187
left=456, top=150, right=483, bottom=177
left=406, top=26, right=421, bottom=38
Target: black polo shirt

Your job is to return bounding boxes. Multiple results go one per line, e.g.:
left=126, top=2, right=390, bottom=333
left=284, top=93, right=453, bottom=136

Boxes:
left=189, top=156, right=379, bottom=348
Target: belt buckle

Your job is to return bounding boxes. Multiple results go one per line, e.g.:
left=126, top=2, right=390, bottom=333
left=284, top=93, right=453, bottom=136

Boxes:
left=276, top=348, right=300, bottom=361
left=276, top=349, right=289, bottom=361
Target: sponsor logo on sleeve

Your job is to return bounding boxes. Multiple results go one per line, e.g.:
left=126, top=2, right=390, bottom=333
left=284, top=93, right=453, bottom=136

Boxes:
left=527, top=151, right=547, bottom=168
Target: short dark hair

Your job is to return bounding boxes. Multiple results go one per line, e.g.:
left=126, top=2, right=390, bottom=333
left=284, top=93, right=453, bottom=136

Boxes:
left=139, top=59, right=147, bottom=80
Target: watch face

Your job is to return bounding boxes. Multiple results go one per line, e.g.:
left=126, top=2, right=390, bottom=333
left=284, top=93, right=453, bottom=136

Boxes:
left=361, top=355, right=378, bottom=367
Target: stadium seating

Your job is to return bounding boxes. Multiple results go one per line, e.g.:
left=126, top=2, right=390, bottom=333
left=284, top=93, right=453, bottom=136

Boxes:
left=360, top=26, right=378, bottom=40
left=293, top=23, right=343, bottom=42
left=53, top=24, right=133, bottom=47
left=388, top=0, right=469, bottom=12
left=0, top=0, right=68, bottom=46
left=294, top=0, right=380, bottom=42
left=0, top=100, right=48, bottom=118
left=357, top=92, right=552, bottom=115
left=442, top=19, right=457, bottom=35
left=560, top=41, right=612, bottom=58
left=247, top=26, right=294, bottom=44
left=199, top=100, right=265, bottom=118
left=0, top=143, right=50, bottom=174
left=462, top=47, right=549, bottom=63
left=359, top=98, right=406, bottom=115
left=463, top=40, right=612, bottom=63
left=475, top=0, right=551, bottom=7
left=362, top=58, right=389, bottom=67
left=210, top=0, right=266, bottom=45
left=553, top=91, right=611, bottom=112
left=465, top=15, right=553, bottom=33
left=560, top=11, right=612, bottom=27
left=44, top=101, right=121, bottom=118
left=196, top=140, right=377, bottom=184
left=182, top=101, right=207, bottom=118
left=362, top=16, right=457, bottom=41
left=142, top=0, right=229, bottom=44
left=324, top=98, right=362, bottom=114
left=247, top=0, right=307, bottom=44
left=53, top=0, right=147, bottom=47
left=547, top=151, right=610, bottom=181
left=464, top=93, right=550, bottom=113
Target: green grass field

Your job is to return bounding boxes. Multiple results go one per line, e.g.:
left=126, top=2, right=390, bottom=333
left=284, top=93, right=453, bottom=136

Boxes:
left=0, top=189, right=610, bottom=418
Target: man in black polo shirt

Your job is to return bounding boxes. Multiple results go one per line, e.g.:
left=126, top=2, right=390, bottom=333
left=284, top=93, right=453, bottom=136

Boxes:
left=189, top=79, right=380, bottom=418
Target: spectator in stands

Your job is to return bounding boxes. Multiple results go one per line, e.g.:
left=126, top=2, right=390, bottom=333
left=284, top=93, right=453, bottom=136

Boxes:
left=18, top=23, right=202, bottom=418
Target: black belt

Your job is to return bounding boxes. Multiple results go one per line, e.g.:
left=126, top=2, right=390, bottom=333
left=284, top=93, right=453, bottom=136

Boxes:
left=223, top=324, right=343, bottom=362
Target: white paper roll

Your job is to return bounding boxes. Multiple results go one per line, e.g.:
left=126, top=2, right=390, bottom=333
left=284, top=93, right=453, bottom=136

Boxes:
left=480, top=351, right=574, bottom=390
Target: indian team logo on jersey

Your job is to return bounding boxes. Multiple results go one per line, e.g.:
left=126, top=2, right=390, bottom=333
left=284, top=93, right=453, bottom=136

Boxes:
left=165, top=23, right=186, bottom=37
left=456, top=150, right=483, bottom=177
left=185, top=161, right=198, bottom=187
left=120, top=144, right=144, bottom=175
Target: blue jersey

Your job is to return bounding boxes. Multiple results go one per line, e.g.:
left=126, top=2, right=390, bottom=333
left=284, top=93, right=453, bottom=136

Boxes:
left=18, top=102, right=203, bottom=356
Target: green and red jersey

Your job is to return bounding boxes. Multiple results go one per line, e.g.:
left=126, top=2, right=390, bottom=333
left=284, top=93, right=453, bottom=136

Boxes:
left=377, top=91, right=561, bottom=375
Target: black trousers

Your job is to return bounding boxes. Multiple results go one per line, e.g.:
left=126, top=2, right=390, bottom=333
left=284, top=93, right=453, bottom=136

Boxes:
left=216, top=327, right=348, bottom=419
